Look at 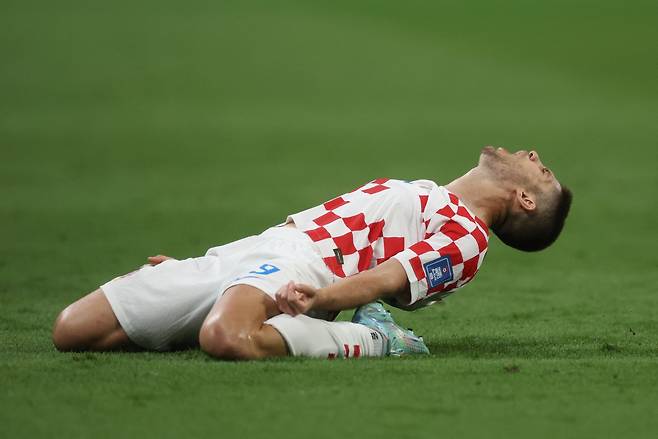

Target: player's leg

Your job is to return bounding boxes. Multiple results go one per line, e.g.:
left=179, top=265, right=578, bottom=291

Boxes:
left=52, top=289, right=138, bottom=351
left=198, top=285, right=288, bottom=360
left=198, top=283, right=393, bottom=360
left=199, top=225, right=398, bottom=360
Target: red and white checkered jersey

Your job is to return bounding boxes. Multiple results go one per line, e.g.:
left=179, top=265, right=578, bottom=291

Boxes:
left=287, top=178, right=489, bottom=308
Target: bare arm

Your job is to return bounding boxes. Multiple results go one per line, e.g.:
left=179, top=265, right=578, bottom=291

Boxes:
left=275, top=259, right=410, bottom=316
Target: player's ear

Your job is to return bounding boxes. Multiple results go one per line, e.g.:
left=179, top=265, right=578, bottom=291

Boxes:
left=516, top=190, right=536, bottom=212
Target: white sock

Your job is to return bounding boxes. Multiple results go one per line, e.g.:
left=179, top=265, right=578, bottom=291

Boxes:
left=266, top=314, right=386, bottom=359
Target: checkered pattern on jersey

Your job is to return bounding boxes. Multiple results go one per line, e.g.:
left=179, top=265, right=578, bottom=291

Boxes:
left=393, top=190, right=489, bottom=303
left=291, top=178, right=489, bottom=305
left=303, top=178, right=399, bottom=278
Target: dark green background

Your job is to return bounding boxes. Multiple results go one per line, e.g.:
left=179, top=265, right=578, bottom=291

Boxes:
left=2, top=1, right=657, bottom=438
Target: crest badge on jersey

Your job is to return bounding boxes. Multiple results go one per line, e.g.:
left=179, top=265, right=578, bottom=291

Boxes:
left=423, top=256, right=453, bottom=288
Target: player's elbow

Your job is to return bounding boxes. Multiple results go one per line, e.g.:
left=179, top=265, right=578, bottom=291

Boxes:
left=373, top=259, right=410, bottom=299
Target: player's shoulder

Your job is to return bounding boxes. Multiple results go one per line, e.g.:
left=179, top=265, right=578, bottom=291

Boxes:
left=365, top=178, right=450, bottom=210
left=391, top=179, right=452, bottom=208
left=362, top=178, right=437, bottom=203
left=417, top=181, right=488, bottom=235
left=370, top=178, right=441, bottom=193
left=355, top=178, right=447, bottom=210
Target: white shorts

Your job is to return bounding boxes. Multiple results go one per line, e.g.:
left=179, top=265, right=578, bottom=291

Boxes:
left=100, top=226, right=336, bottom=351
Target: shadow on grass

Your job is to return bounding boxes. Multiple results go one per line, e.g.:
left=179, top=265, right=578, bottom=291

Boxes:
left=426, top=335, right=654, bottom=359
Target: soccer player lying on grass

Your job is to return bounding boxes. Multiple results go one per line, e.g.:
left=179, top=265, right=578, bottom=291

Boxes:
left=53, top=147, right=572, bottom=359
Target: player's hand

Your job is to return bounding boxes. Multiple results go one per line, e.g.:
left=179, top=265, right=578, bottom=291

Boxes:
left=147, top=255, right=174, bottom=265
left=275, top=281, right=317, bottom=316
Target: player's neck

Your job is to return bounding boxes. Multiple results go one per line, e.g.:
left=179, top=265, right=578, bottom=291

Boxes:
left=444, top=168, right=508, bottom=229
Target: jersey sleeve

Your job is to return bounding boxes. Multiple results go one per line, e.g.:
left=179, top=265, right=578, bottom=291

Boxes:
left=391, top=222, right=485, bottom=306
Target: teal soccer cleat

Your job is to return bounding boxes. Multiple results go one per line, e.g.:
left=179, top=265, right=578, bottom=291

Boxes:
left=352, top=302, right=430, bottom=356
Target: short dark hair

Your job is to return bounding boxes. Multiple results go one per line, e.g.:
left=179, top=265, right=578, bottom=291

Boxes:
left=493, top=186, right=573, bottom=252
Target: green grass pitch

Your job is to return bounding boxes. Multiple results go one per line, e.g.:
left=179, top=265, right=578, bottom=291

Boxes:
left=1, top=0, right=657, bottom=437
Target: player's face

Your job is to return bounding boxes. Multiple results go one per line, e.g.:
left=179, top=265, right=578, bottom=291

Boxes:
left=478, top=146, right=561, bottom=194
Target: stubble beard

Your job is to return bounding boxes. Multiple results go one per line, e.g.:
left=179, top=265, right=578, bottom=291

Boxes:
left=479, top=150, right=534, bottom=190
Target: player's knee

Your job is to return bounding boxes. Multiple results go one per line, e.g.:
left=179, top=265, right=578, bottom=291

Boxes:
left=198, top=321, right=254, bottom=361
left=52, top=306, right=83, bottom=351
